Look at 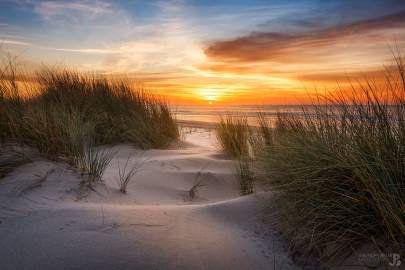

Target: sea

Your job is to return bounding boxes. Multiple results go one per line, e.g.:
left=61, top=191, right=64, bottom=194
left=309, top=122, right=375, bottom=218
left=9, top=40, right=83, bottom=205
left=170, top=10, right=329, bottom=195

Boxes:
left=173, top=105, right=306, bottom=126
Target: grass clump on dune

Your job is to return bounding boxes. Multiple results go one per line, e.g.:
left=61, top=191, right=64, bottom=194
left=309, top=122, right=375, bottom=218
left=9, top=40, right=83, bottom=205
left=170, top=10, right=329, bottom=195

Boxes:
left=216, top=114, right=251, bottom=158
left=257, top=57, right=405, bottom=265
left=117, top=155, right=145, bottom=194
left=0, top=59, right=178, bottom=187
left=216, top=114, right=255, bottom=194
left=235, top=157, right=254, bottom=195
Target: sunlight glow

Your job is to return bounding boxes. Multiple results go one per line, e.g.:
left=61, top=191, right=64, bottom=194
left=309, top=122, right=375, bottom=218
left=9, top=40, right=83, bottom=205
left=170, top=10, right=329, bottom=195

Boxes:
left=195, top=87, right=226, bottom=102
left=1, top=0, right=404, bottom=105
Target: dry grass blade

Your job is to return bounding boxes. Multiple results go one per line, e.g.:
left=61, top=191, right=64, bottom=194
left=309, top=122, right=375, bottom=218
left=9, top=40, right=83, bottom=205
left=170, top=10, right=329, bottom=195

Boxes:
left=188, top=164, right=209, bottom=200
left=117, top=154, right=147, bottom=194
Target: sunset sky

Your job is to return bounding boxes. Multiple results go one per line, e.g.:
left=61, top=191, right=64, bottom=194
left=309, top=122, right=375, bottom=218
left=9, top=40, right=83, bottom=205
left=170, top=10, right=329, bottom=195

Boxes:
left=1, top=0, right=405, bottom=105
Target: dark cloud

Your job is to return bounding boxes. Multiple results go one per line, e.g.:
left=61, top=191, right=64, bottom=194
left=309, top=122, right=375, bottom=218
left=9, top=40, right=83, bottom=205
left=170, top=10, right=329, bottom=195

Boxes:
left=205, top=11, right=405, bottom=63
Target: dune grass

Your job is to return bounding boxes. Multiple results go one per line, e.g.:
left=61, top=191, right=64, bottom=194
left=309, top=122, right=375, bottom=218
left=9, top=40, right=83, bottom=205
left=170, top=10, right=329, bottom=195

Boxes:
left=188, top=168, right=205, bottom=200
left=117, top=155, right=145, bottom=194
left=216, top=114, right=251, bottom=158
left=213, top=57, right=404, bottom=265
left=216, top=114, right=255, bottom=194
left=0, top=60, right=178, bottom=187
left=235, top=157, right=254, bottom=195
left=256, top=58, right=405, bottom=265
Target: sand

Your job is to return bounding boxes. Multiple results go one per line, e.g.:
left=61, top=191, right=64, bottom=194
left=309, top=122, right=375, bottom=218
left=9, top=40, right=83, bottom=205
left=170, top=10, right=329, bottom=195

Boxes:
left=0, top=127, right=301, bottom=270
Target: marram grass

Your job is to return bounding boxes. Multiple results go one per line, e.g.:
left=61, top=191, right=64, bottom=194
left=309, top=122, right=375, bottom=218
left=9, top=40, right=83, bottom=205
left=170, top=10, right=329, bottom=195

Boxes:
left=256, top=58, right=405, bottom=265
left=216, top=114, right=255, bottom=195
left=216, top=114, right=251, bottom=158
left=0, top=61, right=178, bottom=186
left=214, top=58, right=405, bottom=266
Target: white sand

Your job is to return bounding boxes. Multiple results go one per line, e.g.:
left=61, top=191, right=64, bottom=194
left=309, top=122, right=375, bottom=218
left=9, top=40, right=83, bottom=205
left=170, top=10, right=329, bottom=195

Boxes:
left=0, top=128, right=301, bottom=270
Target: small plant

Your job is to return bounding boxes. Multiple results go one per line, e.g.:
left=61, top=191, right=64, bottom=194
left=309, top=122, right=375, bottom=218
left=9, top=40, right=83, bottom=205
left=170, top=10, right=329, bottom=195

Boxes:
left=236, top=157, right=254, bottom=195
left=188, top=166, right=207, bottom=200
left=80, top=146, right=115, bottom=188
left=117, top=154, right=145, bottom=193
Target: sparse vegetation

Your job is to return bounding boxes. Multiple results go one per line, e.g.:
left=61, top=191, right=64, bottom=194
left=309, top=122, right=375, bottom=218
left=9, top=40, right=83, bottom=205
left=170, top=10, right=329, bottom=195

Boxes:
left=117, top=154, right=145, bottom=193
left=188, top=166, right=207, bottom=200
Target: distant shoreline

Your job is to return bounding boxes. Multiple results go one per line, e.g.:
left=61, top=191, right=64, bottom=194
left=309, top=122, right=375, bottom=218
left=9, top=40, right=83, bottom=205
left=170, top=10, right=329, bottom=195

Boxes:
left=176, top=119, right=217, bottom=129
left=176, top=119, right=269, bottom=129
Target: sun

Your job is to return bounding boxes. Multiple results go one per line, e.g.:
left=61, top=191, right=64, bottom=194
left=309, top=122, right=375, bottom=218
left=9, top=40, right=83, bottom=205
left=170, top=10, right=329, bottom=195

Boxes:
left=195, top=87, right=224, bottom=104
left=206, top=96, right=216, bottom=105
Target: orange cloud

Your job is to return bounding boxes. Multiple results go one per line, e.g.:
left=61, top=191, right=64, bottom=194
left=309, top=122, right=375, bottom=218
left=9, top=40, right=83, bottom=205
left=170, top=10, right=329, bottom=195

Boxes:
left=205, top=11, right=405, bottom=64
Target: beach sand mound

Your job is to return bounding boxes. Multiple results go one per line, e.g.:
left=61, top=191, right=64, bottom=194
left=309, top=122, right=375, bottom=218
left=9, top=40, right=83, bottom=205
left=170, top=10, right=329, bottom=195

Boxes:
left=0, top=128, right=300, bottom=270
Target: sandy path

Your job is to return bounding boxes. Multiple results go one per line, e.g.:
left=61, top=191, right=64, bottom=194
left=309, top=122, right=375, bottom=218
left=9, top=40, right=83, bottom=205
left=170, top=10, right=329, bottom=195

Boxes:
left=0, top=128, right=300, bottom=270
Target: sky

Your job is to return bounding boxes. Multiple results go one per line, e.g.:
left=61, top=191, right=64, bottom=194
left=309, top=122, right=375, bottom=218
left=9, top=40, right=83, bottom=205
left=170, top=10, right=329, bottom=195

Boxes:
left=1, top=0, right=405, bottom=105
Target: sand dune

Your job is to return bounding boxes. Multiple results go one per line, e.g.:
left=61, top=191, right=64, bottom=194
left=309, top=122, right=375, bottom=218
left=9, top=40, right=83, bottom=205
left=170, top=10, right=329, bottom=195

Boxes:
left=0, top=128, right=300, bottom=270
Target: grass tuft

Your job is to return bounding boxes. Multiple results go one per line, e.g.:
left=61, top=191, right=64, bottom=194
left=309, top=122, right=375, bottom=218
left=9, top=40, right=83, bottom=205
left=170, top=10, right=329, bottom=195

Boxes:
left=216, top=114, right=251, bottom=158
left=188, top=165, right=207, bottom=200
left=117, top=154, right=145, bottom=194
left=80, top=146, right=115, bottom=188
left=216, top=115, right=256, bottom=194
left=235, top=157, right=254, bottom=195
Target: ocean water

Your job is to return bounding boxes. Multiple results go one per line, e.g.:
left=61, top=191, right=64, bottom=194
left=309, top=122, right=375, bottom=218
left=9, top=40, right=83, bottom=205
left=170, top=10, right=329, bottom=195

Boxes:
left=173, top=105, right=305, bottom=126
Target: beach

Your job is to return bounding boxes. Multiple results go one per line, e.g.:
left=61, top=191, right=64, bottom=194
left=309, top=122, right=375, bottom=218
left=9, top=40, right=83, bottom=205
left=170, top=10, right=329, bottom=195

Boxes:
left=0, top=126, right=300, bottom=270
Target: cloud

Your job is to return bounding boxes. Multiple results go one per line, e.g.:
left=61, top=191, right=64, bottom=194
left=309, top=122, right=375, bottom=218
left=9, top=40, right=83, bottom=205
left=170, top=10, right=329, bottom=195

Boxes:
left=35, top=0, right=111, bottom=20
left=205, top=11, right=405, bottom=63
left=0, top=39, right=30, bottom=46
left=0, top=37, right=116, bottom=54
left=1, top=0, right=204, bottom=76
left=51, top=47, right=115, bottom=54
left=296, top=68, right=391, bottom=84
